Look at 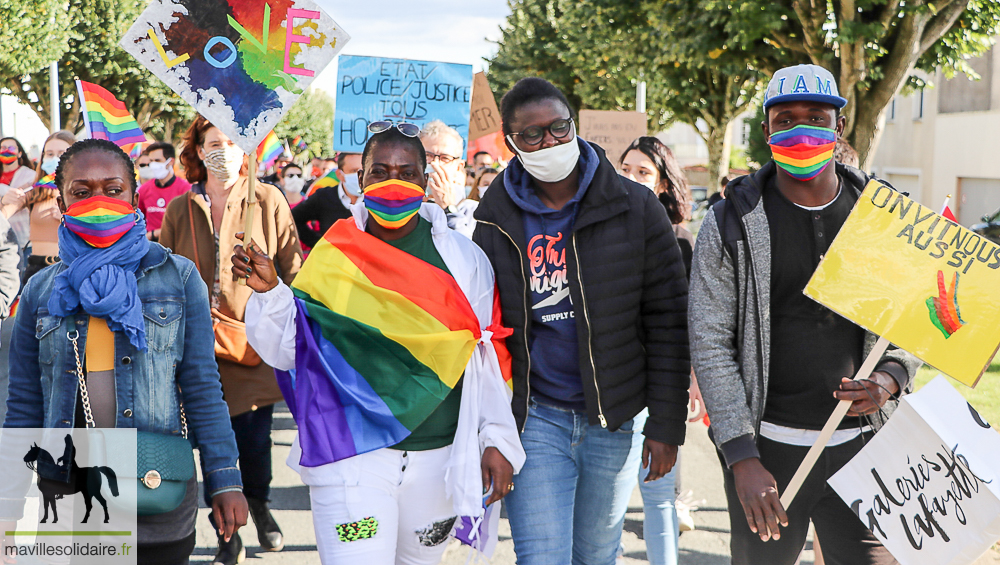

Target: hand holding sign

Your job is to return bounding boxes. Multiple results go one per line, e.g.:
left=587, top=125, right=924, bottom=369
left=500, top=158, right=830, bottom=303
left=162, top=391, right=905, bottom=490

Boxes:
left=780, top=180, right=1000, bottom=508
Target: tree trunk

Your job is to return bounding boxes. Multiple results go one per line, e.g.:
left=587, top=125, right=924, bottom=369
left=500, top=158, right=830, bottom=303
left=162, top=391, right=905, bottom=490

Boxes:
left=705, top=121, right=732, bottom=193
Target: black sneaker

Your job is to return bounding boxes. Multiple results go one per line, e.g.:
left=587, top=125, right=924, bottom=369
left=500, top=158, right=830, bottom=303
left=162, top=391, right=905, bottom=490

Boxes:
left=246, top=497, right=284, bottom=551
left=212, top=531, right=244, bottom=565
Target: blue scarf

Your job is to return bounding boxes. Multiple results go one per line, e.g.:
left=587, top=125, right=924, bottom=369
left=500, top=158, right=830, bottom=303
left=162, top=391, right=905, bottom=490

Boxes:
left=48, top=210, right=151, bottom=350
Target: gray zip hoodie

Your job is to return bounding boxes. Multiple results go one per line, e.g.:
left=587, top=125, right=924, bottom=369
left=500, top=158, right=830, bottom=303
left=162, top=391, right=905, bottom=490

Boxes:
left=689, top=162, right=921, bottom=467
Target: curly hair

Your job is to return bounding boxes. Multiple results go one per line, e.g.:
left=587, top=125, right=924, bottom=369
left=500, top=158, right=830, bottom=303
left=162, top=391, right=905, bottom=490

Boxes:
left=500, top=78, right=574, bottom=136
left=54, top=138, right=137, bottom=200
left=179, top=115, right=249, bottom=183
left=619, top=136, right=691, bottom=225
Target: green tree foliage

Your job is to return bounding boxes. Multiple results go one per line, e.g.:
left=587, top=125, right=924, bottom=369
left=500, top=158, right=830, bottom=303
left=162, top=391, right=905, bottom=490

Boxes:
left=0, top=0, right=194, bottom=142
left=743, top=104, right=771, bottom=171
left=487, top=0, right=766, bottom=188
left=657, top=0, right=1000, bottom=168
left=0, top=0, right=73, bottom=76
left=274, top=88, right=335, bottom=160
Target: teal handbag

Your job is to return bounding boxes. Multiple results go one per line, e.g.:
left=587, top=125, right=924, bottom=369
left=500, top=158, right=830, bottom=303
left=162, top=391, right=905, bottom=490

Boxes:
left=135, top=431, right=195, bottom=516
left=72, top=333, right=196, bottom=516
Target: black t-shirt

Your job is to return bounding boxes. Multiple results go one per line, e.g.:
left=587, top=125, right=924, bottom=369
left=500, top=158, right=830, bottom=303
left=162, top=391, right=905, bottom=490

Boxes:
left=291, top=186, right=352, bottom=248
left=763, top=178, right=865, bottom=430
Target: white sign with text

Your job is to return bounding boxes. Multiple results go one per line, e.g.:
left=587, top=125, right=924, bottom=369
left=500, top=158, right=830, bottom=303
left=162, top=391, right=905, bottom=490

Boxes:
left=829, top=376, right=1000, bottom=565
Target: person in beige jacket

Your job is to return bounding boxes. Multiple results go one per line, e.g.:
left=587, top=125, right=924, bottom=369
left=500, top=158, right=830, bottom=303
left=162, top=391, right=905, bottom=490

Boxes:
left=160, top=115, right=302, bottom=565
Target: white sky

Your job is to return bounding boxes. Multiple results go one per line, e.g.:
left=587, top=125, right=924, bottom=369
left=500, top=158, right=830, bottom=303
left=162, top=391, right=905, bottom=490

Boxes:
left=0, top=0, right=511, bottom=155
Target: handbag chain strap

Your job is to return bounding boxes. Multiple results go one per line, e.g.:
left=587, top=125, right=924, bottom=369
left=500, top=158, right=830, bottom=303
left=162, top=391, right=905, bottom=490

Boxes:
left=69, top=330, right=188, bottom=438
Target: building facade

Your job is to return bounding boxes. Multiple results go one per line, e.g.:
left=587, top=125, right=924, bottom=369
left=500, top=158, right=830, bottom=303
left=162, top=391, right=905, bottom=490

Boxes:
left=870, top=47, right=1000, bottom=225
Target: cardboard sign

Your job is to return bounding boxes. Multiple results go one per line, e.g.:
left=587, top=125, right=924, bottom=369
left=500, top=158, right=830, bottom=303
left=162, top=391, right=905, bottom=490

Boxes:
left=829, top=376, right=1000, bottom=565
left=120, top=0, right=350, bottom=154
left=469, top=72, right=501, bottom=141
left=577, top=110, right=647, bottom=164
left=804, top=181, right=1000, bottom=386
left=334, top=55, right=472, bottom=153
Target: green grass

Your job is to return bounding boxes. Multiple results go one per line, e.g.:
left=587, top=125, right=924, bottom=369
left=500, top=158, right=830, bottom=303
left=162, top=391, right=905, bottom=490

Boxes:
left=913, top=351, right=1000, bottom=425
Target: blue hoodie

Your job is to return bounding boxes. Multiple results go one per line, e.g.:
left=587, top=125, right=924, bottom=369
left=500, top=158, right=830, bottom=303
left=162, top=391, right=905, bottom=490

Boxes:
left=503, top=138, right=599, bottom=410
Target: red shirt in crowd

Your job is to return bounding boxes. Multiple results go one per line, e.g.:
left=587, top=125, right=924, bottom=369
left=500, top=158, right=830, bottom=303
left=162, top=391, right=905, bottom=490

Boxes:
left=137, top=175, right=191, bottom=233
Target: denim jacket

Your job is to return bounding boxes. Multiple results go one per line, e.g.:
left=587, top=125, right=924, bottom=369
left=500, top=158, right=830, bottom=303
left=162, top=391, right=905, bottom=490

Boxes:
left=2, top=243, right=241, bottom=516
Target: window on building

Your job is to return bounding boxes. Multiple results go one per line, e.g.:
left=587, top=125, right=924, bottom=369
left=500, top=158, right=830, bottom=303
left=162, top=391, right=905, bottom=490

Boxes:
left=912, top=90, right=925, bottom=120
left=888, top=97, right=897, bottom=122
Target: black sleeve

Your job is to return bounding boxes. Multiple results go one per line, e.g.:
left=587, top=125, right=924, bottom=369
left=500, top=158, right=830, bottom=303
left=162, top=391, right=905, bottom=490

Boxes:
left=640, top=191, right=691, bottom=446
left=291, top=192, right=322, bottom=249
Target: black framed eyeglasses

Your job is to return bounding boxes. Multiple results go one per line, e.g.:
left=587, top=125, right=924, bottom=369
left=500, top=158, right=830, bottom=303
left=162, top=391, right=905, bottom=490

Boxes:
left=509, top=118, right=574, bottom=147
left=368, top=120, right=421, bottom=138
left=426, top=152, right=461, bottom=165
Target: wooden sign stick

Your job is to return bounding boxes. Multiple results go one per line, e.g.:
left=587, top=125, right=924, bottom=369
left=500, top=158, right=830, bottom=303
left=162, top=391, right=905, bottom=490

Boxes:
left=238, top=155, right=258, bottom=286
left=779, top=336, right=891, bottom=508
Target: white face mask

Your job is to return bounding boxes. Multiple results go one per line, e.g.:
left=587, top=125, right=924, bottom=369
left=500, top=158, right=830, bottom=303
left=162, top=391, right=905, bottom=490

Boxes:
left=138, top=164, right=156, bottom=180
left=341, top=173, right=361, bottom=197
left=148, top=160, right=173, bottom=181
left=507, top=135, right=580, bottom=183
left=204, top=146, right=244, bottom=183
left=41, top=158, right=59, bottom=175
left=283, top=175, right=305, bottom=194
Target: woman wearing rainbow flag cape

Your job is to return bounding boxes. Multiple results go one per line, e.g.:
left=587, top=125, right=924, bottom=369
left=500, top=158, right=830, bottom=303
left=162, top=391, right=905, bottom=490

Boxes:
left=233, top=124, right=525, bottom=564
left=2, top=139, right=248, bottom=564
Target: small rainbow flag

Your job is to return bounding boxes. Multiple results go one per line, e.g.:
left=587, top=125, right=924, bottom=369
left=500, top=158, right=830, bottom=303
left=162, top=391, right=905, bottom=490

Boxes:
left=307, top=168, right=339, bottom=197
left=293, top=135, right=307, bottom=150
left=75, top=80, right=147, bottom=147
left=63, top=197, right=136, bottom=248
left=34, top=173, right=57, bottom=192
left=256, top=131, right=282, bottom=168
left=275, top=219, right=485, bottom=466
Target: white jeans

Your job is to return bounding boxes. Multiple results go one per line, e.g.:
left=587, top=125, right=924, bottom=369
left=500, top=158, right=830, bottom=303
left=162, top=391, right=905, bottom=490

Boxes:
left=309, top=445, right=457, bottom=565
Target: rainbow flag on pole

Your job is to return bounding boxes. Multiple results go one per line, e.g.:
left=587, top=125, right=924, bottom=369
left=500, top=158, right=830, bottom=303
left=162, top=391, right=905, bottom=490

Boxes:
left=256, top=131, right=282, bottom=168
left=276, top=219, right=482, bottom=466
left=75, top=80, right=147, bottom=147
left=306, top=168, right=339, bottom=197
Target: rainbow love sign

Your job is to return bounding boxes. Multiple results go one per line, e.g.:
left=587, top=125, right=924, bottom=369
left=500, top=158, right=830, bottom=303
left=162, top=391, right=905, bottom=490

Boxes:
left=120, top=0, right=350, bottom=154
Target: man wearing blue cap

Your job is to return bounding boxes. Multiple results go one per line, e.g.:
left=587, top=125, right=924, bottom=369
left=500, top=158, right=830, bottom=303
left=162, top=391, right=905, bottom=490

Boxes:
left=688, top=64, right=921, bottom=564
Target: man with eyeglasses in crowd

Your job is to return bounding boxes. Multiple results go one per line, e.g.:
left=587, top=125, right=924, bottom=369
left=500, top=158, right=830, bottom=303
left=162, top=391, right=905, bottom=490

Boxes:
left=419, top=120, right=478, bottom=237
left=472, top=77, right=691, bottom=565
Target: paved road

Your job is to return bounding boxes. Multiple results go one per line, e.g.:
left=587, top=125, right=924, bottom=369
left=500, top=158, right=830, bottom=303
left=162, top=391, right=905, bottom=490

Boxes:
left=189, top=406, right=1000, bottom=564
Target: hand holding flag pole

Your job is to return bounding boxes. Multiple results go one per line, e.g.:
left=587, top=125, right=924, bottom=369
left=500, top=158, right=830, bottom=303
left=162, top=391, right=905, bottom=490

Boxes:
left=238, top=154, right=257, bottom=286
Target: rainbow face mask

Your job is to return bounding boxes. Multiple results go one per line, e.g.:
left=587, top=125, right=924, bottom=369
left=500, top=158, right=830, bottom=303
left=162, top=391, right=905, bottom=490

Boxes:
left=63, top=196, right=137, bottom=248
left=769, top=124, right=836, bottom=181
left=0, top=149, right=17, bottom=165
left=363, top=180, right=425, bottom=229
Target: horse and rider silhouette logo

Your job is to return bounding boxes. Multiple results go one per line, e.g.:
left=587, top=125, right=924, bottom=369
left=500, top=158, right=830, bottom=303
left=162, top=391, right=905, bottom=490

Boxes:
left=22, top=434, right=119, bottom=524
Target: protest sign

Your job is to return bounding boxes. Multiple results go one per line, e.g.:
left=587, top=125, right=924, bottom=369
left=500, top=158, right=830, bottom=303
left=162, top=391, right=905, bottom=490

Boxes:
left=334, top=55, right=473, bottom=153
left=120, top=0, right=350, bottom=154
left=469, top=72, right=501, bottom=141
left=829, top=376, right=1000, bottom=565
left=577, top=110, right=647, bottom=164
left=805, top=180, right=1000, bottom=387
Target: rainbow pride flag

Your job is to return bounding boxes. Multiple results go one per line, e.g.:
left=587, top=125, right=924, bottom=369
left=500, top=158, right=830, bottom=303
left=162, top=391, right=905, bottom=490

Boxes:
left=307, top=168, right=339, bottom=197
left=76, top=80, right=147, bottom=147
left=293, top=135, right=307, bottom=150
left=34, top=173, right=57, bottom=192
left=256, top=131, right=282, bottom=168
left=276, top=219, right=482, bottom=466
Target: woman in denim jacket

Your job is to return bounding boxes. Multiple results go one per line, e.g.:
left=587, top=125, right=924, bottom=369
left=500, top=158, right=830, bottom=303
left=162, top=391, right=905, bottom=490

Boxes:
left=1, top=139, right=247, bottom=564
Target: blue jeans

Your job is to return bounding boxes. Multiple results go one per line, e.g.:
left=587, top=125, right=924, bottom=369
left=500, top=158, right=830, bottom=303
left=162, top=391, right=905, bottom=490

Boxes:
left=505, top=399, right=646, bottom=565
left=638, top=463, right=678, bottom=565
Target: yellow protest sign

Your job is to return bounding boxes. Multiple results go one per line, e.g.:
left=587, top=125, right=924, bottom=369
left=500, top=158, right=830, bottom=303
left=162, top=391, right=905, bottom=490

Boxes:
left=805, top=180, right=1000, bottom=387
